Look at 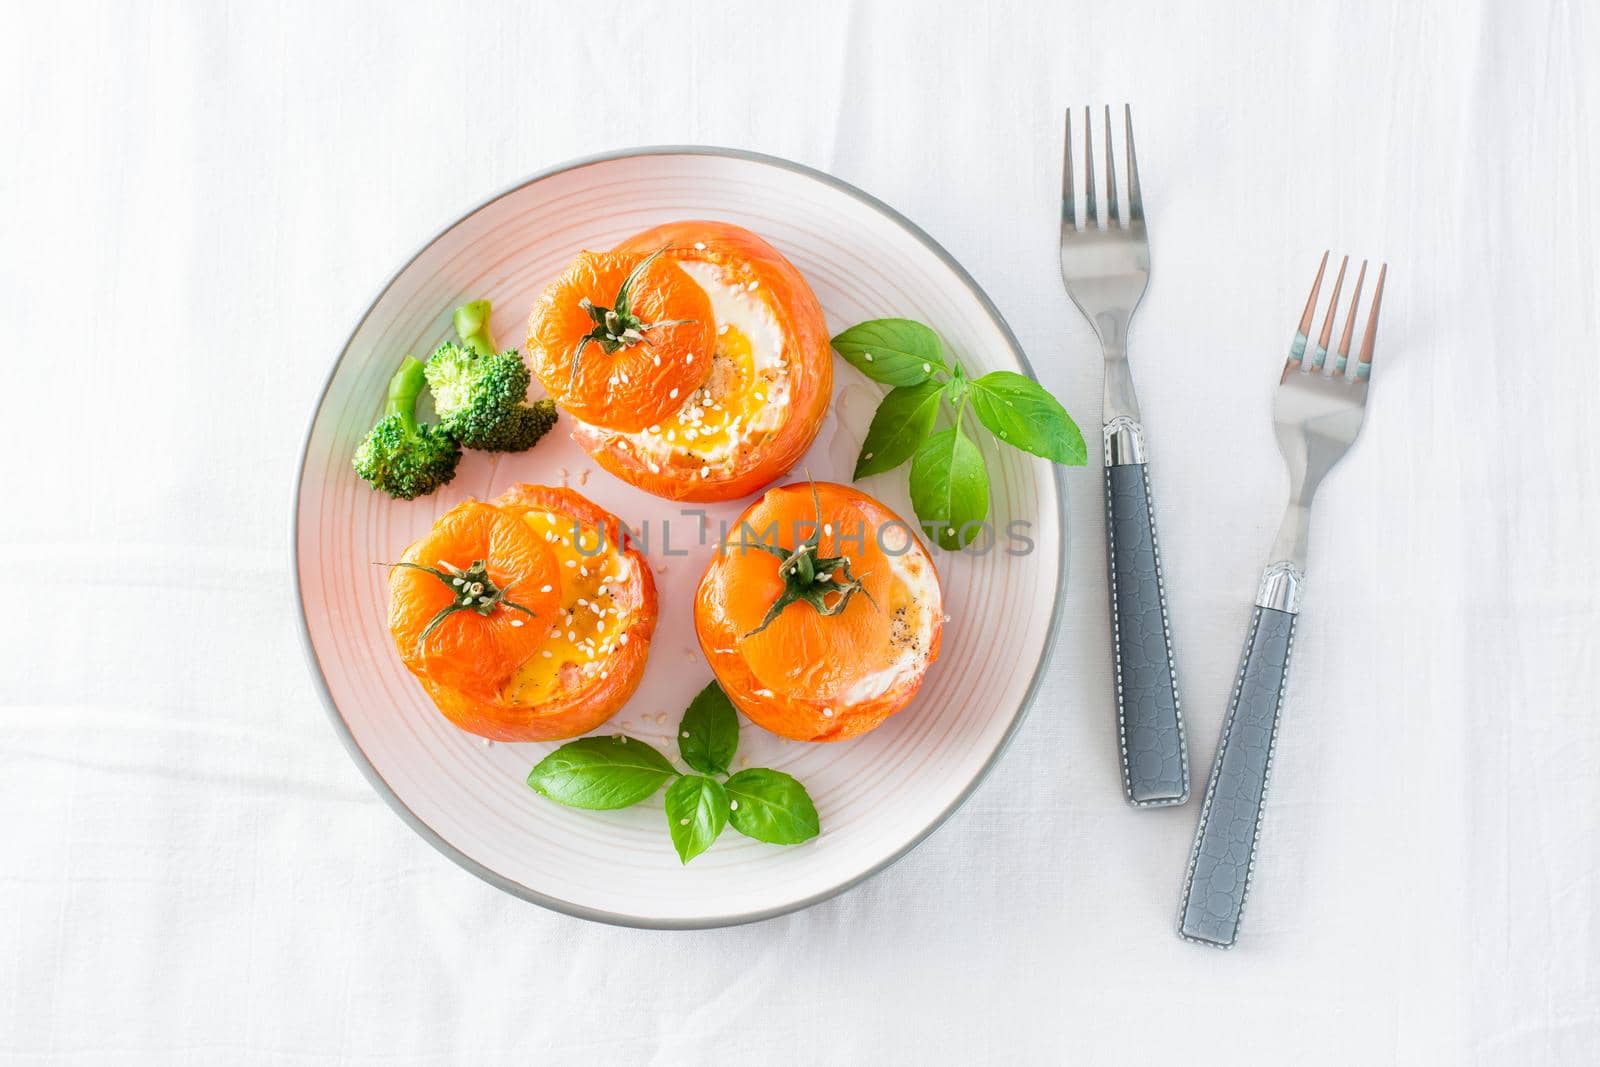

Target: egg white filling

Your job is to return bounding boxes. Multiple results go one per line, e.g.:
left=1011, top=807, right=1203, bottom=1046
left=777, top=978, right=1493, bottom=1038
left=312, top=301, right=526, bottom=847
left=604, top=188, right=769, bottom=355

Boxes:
left=832, top=533, right=941, bottom=706
left=613, top=260, right=792, bottom=471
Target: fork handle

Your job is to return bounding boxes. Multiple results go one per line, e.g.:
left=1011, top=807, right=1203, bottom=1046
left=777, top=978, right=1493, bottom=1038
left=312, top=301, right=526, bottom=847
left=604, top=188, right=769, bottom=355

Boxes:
left=1178, top=597, right=1298, bottom=948
left=1103, top=444, right=1189, bottom=806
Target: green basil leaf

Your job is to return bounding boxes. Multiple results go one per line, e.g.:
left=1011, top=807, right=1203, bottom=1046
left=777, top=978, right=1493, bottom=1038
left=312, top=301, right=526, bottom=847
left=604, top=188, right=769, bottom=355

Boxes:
left=831, top=319, right=945, bottom=386
left=968, top=371, right=1087, bottom=465
left=664, top=775, right=730, bottom=864
left=526, top=736, right=676, bottom=810
left=678, top=681, right=740, bottom=776
left=909, top=426, right=990, bottom=550
left=855, top=380, right=943, bottom=479
left=725, top=768, right=820, bottom=845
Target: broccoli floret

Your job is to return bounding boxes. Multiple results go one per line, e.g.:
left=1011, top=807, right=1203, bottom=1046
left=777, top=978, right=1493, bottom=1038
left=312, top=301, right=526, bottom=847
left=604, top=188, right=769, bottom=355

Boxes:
left=352, top=356, right=462, bottom=499
left=424, top=300, right=559, bottom=452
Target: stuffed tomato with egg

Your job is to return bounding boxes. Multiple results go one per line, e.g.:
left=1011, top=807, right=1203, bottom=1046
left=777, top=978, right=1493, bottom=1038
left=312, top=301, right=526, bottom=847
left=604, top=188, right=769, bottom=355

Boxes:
left=388, top=485, right=656, bottom=742
left=526, top=221, right=832, bottom=502
left=694, top=482, right=942, bottom=742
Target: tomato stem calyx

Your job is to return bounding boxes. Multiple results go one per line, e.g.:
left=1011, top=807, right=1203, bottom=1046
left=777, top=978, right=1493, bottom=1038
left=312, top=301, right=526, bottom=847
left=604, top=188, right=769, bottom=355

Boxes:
left=569, top=246, right=696, bottom=387
left=739, top=485, right=877, bottom=638
left=393, top=558, right=536, bottom=651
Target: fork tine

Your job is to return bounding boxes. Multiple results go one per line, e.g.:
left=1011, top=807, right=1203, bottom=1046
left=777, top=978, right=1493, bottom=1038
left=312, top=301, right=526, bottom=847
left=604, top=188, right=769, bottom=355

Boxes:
left=1062, top=109, right=1076, bottom=229
left=1355, top=263, right=1387, bottom=379
left=1307, top=255, right=1348, bottom=372
left=1124, top=104, right=1143, bottom=224
left=1104, top=105, right=1120, bottom=226
left=1288, top=251, right=1330, bottom=368
left=1084, top=106, right=1098, bottom=225
left=1331, top=260, right=1367, bottom=377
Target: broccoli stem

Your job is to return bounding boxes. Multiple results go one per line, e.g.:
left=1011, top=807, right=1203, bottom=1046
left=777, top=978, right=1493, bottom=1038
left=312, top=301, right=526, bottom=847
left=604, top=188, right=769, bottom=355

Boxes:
left=453, top=300, right=497, bottom=357
left=386, top=356, right=428, bottom=430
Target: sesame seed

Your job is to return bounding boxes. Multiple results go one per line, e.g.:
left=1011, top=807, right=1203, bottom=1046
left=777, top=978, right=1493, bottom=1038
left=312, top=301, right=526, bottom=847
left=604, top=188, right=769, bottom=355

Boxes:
left=747, top=280, right=759, bottom=291
left=693, top=241, right=706, bottom=250
left=864, top=352, right=874, bottom=362
left=922, top=362, right=931, bottom=372
left=653, top=354, right=661, bottom=366
left=717, top=324, right=729, bottom=335
left=510, top=619, right=524, bottom=627
left=863, top=452, right=874, bottom=460
left=542, top=650, right=552, bottom=658
left=730, top=800, right=739, bottom=810
left=619, top=633, right=629, bottom=645
left=565, top=560, right=575, bottom=568
left=822, top=707, right=834, bottom=717
left=682, top=731, right=690, bottom=738
left=540, top=584, right=552, bottom=593
left=669, top=388, right=679, bottom=399
left=567, top=630, right=576, bottom=640
left=679, top=818, right=689, bottom=825
left=451, top=577, right=463, bottom=586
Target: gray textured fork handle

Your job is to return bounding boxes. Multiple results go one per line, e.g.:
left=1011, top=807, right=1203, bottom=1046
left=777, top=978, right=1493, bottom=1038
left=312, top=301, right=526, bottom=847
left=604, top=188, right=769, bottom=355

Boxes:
left=1104, top=458, right=1189, bottom=806
left=1178, top=603, right=1297, bottom=947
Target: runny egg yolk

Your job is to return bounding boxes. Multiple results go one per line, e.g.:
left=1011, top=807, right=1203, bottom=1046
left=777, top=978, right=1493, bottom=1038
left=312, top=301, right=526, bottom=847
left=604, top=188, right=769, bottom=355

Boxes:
left=503, top=510, right=630, bottom=706
left=642, top=323, right=775, bottom=461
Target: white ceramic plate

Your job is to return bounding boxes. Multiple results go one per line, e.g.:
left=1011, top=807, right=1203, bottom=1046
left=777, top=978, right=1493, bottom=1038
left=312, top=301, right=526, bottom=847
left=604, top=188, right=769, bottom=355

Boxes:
left=294, top=148, right=1067, bottom=928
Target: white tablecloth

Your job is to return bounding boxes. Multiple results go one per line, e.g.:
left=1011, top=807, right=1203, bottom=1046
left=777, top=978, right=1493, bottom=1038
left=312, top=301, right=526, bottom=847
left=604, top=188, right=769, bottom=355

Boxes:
left=5, top=0, right=1597, bottom=1062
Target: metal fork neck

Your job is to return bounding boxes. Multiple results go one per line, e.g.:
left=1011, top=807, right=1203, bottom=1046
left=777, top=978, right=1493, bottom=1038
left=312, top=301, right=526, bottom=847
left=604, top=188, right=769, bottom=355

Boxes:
left=1259, top=496, right=1312, bottom=612
left=1101, top=337, right=1141, bottom=423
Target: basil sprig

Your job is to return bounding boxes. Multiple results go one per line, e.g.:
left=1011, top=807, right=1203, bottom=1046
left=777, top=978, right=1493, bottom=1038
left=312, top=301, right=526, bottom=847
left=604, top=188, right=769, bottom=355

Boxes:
left=526, top=681, right=820, bottom=864
left=833, top=319, right=1087, bottom=549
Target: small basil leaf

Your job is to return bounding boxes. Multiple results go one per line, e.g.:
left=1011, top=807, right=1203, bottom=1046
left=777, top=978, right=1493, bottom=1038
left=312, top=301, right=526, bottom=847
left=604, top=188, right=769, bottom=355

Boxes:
left=831, top=319, right=945, bottom=386
left=526, top=736, right=676, bottom=810
left=664, top=775, right=730, bottom=864
left=855, top=380, right=942, bottom=479
left=909, top=426, right=990, bottom=550
left=725, top=768, right=820, bottom=845
left=678, top=681, right=741, bottom=776
left=968, top=371, right=1087, bottom=465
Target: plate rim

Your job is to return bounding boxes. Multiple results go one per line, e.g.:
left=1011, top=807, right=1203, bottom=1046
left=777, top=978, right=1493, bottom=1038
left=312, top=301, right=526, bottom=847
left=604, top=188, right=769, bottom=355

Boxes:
left=290, top=144, right=1071, bottom=929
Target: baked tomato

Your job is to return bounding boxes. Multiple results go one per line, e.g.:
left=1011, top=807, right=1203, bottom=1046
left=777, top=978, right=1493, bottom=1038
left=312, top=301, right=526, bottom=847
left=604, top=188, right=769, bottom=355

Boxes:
left=388, top=500, right=562, bottom=700
left=388, top=485, right=657, bottom=742
left=694, top=482, right=942, bottom=742
left=526, top=248, right=715, bottom=432
left=532, top=221, right=833, bottom=502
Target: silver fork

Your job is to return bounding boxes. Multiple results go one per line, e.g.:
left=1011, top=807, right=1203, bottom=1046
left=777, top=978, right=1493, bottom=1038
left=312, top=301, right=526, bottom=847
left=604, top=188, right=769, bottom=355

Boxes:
left=1178, top=253, right=1390, bottom=948
left=1061, top=105, right=1189, bottom=807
